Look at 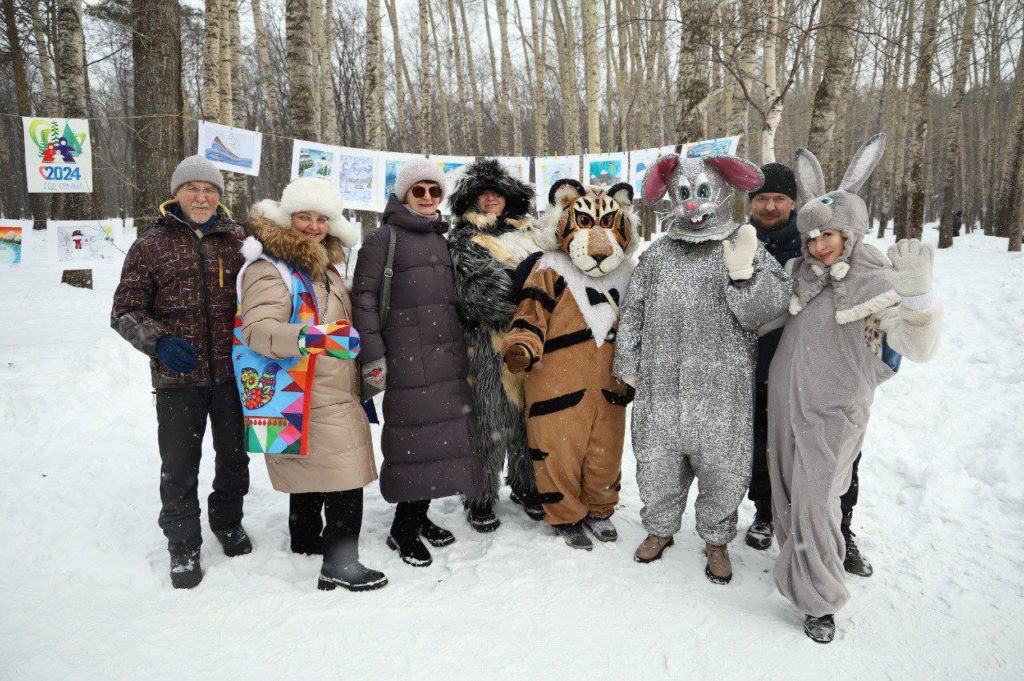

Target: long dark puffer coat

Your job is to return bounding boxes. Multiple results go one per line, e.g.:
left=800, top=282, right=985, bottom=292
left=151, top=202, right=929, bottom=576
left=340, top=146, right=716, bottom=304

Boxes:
left=447, top=159, right=546, bottom=511
left=352, top=194, right=483, bottom=503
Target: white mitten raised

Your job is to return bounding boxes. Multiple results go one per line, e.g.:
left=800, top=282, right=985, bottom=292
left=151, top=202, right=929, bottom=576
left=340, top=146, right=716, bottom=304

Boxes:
left=883, top=239, right=934, bottom=308
left=723, top=223, right=758, bottom=281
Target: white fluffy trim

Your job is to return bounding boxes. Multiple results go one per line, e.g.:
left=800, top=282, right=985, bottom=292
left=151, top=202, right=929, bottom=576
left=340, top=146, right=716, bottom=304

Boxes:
left=240, top=235, right=263, bottom=262
left=831, top=261, right=850, bottom=280
left=835, top=289, right=903, bottom=325
left=535, top=250, right=634, bottom=347
left=788, top=294, right=804, bottom=315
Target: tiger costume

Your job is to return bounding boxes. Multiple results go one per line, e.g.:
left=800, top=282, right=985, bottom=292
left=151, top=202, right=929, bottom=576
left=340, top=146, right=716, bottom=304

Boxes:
left=502, top=179, right=639, bottom=543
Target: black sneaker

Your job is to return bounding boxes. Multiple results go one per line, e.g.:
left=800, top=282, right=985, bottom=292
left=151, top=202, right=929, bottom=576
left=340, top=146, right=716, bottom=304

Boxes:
left=318, top=561, right=389, bottom=592
left=466, top=503, right=501, bottom=533
left=555, top=522, right=593, bottom=551
left=419, top=517, right=455, bottom=547
left=745, top=514, right=773, bottom=550
left=803, top=614, right=836, bottom=643
left=582, top=515, right=618, bottom=542
left=169, top=547, right=203, bottom=589
left=386, top=534, right=432, bottom=567
left=213, top=525, right=253, bottom=557
left=510, top=489, right=545, bottom=521
left=843, top=530, right=874, bottom=577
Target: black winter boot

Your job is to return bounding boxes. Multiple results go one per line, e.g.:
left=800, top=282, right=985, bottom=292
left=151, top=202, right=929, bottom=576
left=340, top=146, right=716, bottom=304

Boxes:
left=169, top=546, right=203, bottom=589
left=213, top=524, right=253, bottom=557
left=318, top=537, right=388, bottom=592
left=582, top=515, right=618, bottom=542
left=842, top=519, right=873, bottom=577
left=555, top=522, right=593, bottom=551
left=419, top=517, right=455, bottom=547
left=466, top=501, right=500, bottom=533
left=745, top=509, right=774, bottom=550
left=510, top=489, right=545, bottom=521
left=387, top=533, right=432, bottom=567
left=804, top=614, right=836, bottom=643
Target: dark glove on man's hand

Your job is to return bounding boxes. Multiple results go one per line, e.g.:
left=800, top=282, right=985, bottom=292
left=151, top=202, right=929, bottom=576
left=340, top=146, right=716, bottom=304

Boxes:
left=156, top=335, right=200, bottom=374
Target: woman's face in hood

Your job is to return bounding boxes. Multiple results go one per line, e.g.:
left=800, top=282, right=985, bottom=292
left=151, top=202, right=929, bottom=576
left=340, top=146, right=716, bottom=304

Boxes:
left=291, top=210, right=329, bottom=243
left=475, top=189, right=506, bottom=216
left=806, top=228, right=846, bottom=267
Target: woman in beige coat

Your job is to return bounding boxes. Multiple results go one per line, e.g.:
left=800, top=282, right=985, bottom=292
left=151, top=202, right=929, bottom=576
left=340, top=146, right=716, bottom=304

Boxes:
left=236, top=176, right=385, bottom=591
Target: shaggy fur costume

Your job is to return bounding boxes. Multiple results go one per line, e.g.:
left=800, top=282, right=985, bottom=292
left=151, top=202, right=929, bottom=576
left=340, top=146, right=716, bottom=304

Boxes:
left=502, top=180, right=639, bottom=526
left=448, top=159, right=546, bottom=511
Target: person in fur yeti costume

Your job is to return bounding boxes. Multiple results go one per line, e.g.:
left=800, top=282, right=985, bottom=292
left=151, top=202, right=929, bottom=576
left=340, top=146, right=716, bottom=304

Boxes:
left=613, top=154, right=791, bottom=584
left=766, top=135, right=942, bottom=643
left=448, top=159, right=549, bottom=531
left=502, top=179, right=639, bottom=551
left=235, top=176, right=387, bottom=592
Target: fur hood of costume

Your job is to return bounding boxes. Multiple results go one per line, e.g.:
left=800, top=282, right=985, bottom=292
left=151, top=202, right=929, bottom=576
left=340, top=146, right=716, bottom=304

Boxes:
left=449, top=158, right=535, bottom=219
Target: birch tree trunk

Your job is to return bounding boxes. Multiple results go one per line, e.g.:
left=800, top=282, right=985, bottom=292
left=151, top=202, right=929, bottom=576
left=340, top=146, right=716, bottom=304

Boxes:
left=417, top=0, right=431, bottom=153
left=497, top=0, right=524, bottom=153
left=531, top=0, right=548, bottom=154
left=384, top=0, right=407, bottom=148
left=615, top=0, right=627, bottom=148
left=760, top=0, right=782, bottom=162
left=224, top=0, right=246, bottom=213
left=997, top=22, right=1024, bottom=249
left=458, top=0, right=486, bottom=154
left=427, top=1, right=452, bottom=154
left=202, top=0, right=221, bottom=122
left=218, top=0, right=233, bottom=126
left=482, top=0, right=506, bottom=152
left=582, top=0, right=600, bottom=151
left=288, top=0, right=317, bottom=141
left=675, top=0, right=709, bottom=143
left=806, top=0, right=862, bottom=155
left=32, top=0, right=58, bottom=115
left=552, top=0, right=580, bottom=153
left=902, top=0, right=940, bottom=241
left=938, top=0, right=976, bottom=249
left=444, top=0, right=467, bottom=152
left=321, top=0, right=340, bottom=140
left=309, top=0, right=325, bottom=135
left=251, top=0, right=279, bottom=131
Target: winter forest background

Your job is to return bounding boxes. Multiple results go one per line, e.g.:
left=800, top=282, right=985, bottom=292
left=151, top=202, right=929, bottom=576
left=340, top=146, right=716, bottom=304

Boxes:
left=1, top=0, right=1022, bottom=251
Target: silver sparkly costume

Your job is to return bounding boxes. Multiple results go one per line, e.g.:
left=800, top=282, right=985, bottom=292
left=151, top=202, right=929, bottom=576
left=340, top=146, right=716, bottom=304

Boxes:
left=614, top=155, right=792, bottom=545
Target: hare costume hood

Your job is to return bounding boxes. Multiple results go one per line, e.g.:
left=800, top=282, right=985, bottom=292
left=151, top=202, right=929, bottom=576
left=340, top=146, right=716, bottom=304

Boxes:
left=789, top=134, right=901, bottom=324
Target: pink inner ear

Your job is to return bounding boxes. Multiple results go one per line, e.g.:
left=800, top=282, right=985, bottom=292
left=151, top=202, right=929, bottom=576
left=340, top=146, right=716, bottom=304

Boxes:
left=705, top=157, right=763, bottom=192
left=642, top=156, right=679, bottom=203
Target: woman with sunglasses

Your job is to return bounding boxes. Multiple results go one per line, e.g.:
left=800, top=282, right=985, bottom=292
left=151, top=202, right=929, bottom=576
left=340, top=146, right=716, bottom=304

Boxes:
left=352, top=159, right=484, bottom=567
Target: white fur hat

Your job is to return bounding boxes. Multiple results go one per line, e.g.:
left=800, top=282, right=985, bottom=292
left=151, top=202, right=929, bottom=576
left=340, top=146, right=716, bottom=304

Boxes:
left=251, top=176, right=358, bottom=247
left=395, top=158, right=448, bottom=202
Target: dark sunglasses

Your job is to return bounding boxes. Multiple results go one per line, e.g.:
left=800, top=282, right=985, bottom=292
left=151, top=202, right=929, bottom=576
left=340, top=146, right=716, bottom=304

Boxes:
left=411, top=185, right=442, bottom=199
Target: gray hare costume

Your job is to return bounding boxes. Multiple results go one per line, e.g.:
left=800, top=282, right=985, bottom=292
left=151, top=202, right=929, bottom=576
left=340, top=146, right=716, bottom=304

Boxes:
left=613, top=154, right=791, bottom=582
left=767, top=135, right=942, bottom=642
left=448, top=159, right=549, bottom=529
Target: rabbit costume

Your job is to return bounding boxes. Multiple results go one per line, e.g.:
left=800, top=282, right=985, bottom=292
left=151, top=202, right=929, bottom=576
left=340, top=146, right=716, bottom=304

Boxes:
left=613, top=155, right=791, bottom=561
left=767, top=134, right=943, bottom=620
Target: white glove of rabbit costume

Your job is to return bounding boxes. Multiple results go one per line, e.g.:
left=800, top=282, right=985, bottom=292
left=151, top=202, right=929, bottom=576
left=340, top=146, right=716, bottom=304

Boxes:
left=722, top=223, right=758, bottom=281
left=884, top=239, right=934, bottom=308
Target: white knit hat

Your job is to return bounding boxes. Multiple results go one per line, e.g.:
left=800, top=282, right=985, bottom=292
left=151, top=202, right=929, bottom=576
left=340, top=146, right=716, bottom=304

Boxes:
left=395, top=158, right=448, bottom=202
left=251, top=176, right=358, bottom=247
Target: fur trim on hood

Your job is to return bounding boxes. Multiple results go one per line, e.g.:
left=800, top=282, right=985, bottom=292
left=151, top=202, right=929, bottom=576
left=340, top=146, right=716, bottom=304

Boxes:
left=251, top=177, right=359, bottom=247
left=243, top=209, right=347, bottom=277
left=449, top=158, right=535, bottom=218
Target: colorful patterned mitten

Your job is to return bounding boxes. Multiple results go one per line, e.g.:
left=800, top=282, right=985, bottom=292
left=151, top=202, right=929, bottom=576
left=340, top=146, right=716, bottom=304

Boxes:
left=299, top=321, right=361, bottom=359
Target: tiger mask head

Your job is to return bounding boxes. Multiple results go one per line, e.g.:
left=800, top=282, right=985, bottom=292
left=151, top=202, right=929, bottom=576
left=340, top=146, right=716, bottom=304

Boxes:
left=542, top=179, right=639, bottom=277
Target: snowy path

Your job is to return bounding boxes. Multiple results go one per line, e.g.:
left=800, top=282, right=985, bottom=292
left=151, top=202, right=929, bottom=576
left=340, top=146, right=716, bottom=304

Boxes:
left=1, top=229, right=1021, bottom=680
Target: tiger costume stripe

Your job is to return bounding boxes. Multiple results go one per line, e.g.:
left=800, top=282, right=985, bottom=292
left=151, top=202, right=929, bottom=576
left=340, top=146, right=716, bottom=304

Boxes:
left=502, top=180, right=640, bottom=527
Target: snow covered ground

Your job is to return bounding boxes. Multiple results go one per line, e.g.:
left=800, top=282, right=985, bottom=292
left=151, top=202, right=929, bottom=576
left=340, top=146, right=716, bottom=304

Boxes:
left=1, top=227, right=1021, bottom=680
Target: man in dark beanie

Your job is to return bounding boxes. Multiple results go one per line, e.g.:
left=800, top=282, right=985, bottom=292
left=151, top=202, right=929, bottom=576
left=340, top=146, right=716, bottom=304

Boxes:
left=744, top=162, right=873, bottom=578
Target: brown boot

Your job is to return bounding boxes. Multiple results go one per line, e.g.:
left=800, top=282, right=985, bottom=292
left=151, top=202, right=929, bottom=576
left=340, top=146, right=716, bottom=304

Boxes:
left=704, top=543, right=733, bottom=584
left=634, top=534, right=674, bottom=563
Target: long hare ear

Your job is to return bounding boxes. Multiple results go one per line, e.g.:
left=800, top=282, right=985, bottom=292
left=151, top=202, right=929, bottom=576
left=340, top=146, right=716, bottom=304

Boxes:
left=641, top=154, right=680, bottom=204
left=840, top=133, right=887, bottom=195
left=794, top=148, right=826, bottom=204
left=704, top=156, right=764, bottom=191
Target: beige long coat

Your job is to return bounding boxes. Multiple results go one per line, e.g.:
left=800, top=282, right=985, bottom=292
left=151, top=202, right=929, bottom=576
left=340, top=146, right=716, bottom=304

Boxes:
left=239, top=213, right=377, bottom=493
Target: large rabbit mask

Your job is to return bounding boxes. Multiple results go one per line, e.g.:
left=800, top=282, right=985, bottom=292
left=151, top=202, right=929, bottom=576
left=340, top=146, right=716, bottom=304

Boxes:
left=641, top=154, right=764, bottom=242
left=794, top=133, right=887, bottom=264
